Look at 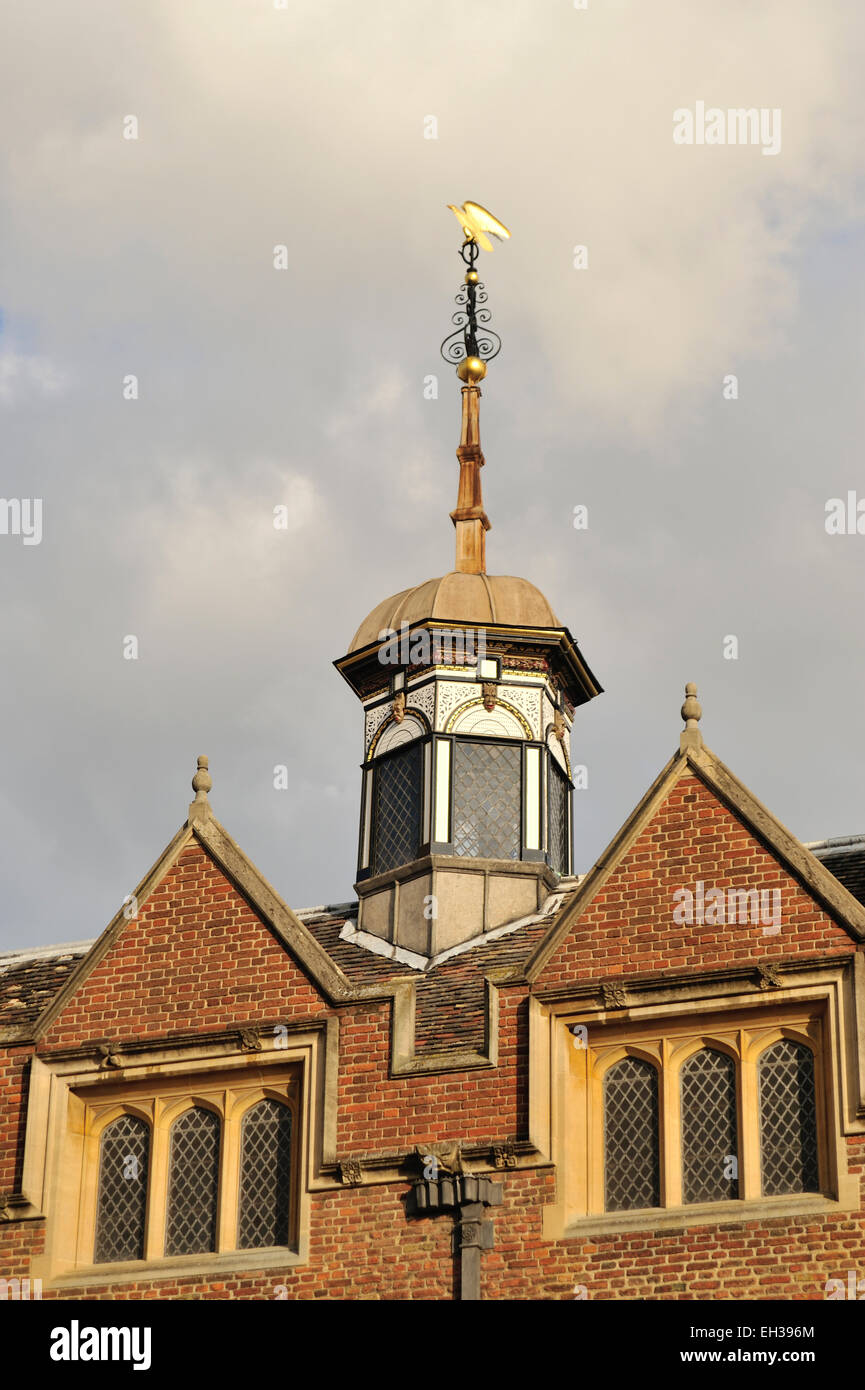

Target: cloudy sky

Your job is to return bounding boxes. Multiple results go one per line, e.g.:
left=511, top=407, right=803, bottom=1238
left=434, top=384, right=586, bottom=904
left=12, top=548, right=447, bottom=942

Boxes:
left=1, top=0, right=864, bottom=951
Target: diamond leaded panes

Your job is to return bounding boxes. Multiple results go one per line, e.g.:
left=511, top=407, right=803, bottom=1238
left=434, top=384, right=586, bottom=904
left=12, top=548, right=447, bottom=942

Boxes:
left=373, top=741, right=421, bottom=875
left=604, top=1056, right=660, bottom=1211
left=452, top=740, right=521, bottom=860
left=165, top=1107, right=220, bottom=1256
left=94, top=1114, right=150, bottom=1263
left=237, top=1100, right=293, bottom=1249
left=548, top=761, right=570, bottom=875
left=681, top=1048, right=738, bottom=1204
left=759, top=1040, right=820, bottom=1196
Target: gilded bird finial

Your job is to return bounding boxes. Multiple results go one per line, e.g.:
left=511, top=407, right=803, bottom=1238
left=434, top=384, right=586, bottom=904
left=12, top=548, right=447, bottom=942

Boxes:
left=446, top=201, right=511, bottom=253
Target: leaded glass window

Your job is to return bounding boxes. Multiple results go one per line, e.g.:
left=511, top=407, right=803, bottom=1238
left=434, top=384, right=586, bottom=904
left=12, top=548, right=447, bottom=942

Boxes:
left=604, top=1056, right=660, bottom=1211
left=94, top=1114, right=150, bottom=1263
left=548, top=761, right=570, bottom=874
left=237, top=1100, right=293, bottom=1249
left=373, top=741, right=422, bottom=874
left=452, top=740, right=521, bottom=860
left=165, top=1107, right=220, bottom=1256
left=681, top=1048, right=738, bottom=1203
left=759, top=1040, right=819, bottom=1196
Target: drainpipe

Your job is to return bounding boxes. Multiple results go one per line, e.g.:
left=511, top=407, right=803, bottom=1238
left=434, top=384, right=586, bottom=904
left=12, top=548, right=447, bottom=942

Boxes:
left=407, top=1173, right=503, bottom=1301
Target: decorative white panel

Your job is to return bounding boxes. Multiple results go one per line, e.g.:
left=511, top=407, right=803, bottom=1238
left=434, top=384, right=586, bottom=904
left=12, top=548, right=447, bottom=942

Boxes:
left=525, top=746, right=541, bottom=849
left=434, top=739, right=451, bottom=842
left=364, top=701, right=392, bottom=752
left=375, top=714, right=426, bottom=757
left=542, top=692, right=557, bottom=738
left=435, top=679, right=479, bottom=731
left=407, top=681, right=436, bottom=726
left=451, top=704, right=525, bottom=738
left=548, top=729, right=570, bottom=775
left=498, top=684, right=542, bottom=739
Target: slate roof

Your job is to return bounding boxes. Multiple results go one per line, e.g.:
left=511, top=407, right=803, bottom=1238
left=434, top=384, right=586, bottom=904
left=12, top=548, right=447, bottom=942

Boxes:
left=303, top=910, right=416, bottom=986
left=806, top=836, right=865, bottom=911
left=0, top=943, right=92, bottom=1028
left=414, top=917, right=551, bottom=1055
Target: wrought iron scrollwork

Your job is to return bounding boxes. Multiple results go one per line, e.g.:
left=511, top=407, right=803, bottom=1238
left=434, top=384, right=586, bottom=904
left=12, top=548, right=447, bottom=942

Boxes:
left=439, top=238, right=502, bottom=369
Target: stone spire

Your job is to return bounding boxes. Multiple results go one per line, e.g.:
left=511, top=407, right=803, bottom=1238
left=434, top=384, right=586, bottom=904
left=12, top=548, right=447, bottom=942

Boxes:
left=188, top=754, right=213, bottom=825
left=680, top=682, right=703, bottom=752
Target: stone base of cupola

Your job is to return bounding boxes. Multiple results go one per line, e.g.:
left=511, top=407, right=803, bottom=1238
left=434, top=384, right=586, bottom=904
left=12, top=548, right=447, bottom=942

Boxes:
left=355, top=856, right=558, bottom=957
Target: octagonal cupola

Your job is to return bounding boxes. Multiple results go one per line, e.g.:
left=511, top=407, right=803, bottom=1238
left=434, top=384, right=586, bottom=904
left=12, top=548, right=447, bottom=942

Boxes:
left=334, top=204, right=602, bottom=957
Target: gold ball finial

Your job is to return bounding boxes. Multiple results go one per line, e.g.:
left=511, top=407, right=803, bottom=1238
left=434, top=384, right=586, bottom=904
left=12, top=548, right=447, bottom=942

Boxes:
left=457, top=356, right=487, bottom=383
left=465, top=269, right=479, bottom=284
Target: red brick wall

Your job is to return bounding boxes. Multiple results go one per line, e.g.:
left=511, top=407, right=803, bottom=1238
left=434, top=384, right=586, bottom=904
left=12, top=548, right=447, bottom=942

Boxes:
left=0, top=1050, right=30, bottom=1197
left=334, top=987, right=526, bottom=1154
left=41, top=845, right=328, bottom=1047
left=3, top=1159, right=865, bottom=1299
left=536, top=773, right=856, bottom=989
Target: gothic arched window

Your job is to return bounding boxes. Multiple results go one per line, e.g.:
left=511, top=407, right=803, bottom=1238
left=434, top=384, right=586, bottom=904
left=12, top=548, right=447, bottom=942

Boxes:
left=759, top=1040, right=820, bottom=1196
left=680, top=1048, right=738, bottom=1203
left=237, top=1099, right=293, bottom=1249
left=165, top=1107, right=221, bottom=1256
left=94, top=1113, right=150, bottom=1263
left=603, top=1056, right=660, bottom=1211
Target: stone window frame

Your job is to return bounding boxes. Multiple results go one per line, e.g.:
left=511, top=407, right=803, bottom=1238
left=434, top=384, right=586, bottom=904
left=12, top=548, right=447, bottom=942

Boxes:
left=23, top=1024, right=334, bottom=1289
left=589, top=1023, right=823, bottom=1217
left=531, top=966, right=863, bottom=1239
left=85, top=1081, right=298, bottom=1269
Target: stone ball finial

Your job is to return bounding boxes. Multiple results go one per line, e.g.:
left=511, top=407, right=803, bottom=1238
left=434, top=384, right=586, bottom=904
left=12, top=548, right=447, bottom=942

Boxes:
left=191, top=754, right=212, bottom=800
left=681, top=683, right=702, bottom=730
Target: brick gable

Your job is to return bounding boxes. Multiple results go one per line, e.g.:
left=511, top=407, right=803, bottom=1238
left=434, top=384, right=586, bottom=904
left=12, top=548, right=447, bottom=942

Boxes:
left=535, top=772, right=856, bottom=990
left=40, top=842, right=328, bottom=1049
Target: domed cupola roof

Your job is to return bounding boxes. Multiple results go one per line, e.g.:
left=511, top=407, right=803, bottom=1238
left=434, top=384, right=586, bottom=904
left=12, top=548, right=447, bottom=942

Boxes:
left=349, top=572, right=561, bottom=653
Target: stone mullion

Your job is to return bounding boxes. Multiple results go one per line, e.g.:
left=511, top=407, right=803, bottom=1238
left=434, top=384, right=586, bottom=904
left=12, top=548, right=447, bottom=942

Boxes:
left=145, top=1100, right=170, bottom=1262
left=739, top=1029, right=761, bottom=1201
left=661, top=1036, right=682, bottom=1208
left=216, top=1090, right=236, bottom=1254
